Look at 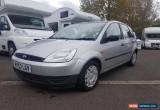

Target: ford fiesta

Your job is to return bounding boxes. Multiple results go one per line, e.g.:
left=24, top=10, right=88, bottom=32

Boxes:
left=12, top=21, right=138, bottom=91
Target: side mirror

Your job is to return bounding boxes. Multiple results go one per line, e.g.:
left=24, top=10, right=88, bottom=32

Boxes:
left=0, top=23, right=6, bottom=30
left=101, top=35, right=119, bottom=44
left=0, top=23, right=10, bottom=31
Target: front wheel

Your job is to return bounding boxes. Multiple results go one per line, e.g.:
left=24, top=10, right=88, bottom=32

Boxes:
left=8, top=43, right=16, bottom=57
left=77, top=61, right=100, bottom=91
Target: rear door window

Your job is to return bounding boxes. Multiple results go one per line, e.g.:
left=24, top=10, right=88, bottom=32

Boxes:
left=121, top=24, right=133, bottom=38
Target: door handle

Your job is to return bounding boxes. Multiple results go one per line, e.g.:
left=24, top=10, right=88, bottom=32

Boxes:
left=121, top=43, right=125, bottom=46
left=131, top=41, right=136, bottom=43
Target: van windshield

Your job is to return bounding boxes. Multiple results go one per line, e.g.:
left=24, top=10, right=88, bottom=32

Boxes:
left=8, top=15, right=48, bottom=30
left=146, top=34, right=160, bottom=40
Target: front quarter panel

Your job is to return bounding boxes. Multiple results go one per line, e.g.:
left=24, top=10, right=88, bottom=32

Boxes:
left=75, top=51, right=104, bottom=74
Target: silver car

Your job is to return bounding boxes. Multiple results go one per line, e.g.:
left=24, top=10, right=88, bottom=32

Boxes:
left=12, top=21, right=138, bottom=91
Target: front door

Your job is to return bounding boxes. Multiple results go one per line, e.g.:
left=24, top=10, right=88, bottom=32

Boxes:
left=100, top=23, right=124, bottom=70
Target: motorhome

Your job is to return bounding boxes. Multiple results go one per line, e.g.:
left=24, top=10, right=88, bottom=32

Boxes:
left=0, top=0, right=54, bottom=56
left=143, top=27, right=160, bottom=49
left=45, top=7, right=101, bottom=32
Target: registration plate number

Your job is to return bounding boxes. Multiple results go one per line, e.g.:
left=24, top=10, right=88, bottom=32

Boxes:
left=152, top=44, right=160, bottom=48
left=14, top=61, right=32, bottom=73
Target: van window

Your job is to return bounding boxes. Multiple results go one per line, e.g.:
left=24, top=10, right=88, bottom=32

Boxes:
left=0, top=16, right=10, bottom=30
left=64, top=24, right=70, bottom=27
left=49, top=22, right=58, bottom=32
left=60, top=11, right=69, bottom=18
left=8, top=15, right=47, bottom=30
left=146, top=34, right=160, bottom=40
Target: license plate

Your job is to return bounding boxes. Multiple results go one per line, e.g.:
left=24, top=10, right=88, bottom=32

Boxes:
left=14, top=61, right=32, bottom=73
left=152, top=44, right=159, bottom=48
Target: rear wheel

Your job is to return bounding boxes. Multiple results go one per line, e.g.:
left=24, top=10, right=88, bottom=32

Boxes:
left=77, top=61, right=100, bottom=91
left=8, top=42, right=16, bottom=57
left=128, top=52, right=137, bottom=66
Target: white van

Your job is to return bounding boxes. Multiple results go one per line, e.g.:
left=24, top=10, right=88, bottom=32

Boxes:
left=45, top=7, right=101, bottom=32
left=0, top=0, right=54, bottom=56
left=143, top=27, right=160, bottom=49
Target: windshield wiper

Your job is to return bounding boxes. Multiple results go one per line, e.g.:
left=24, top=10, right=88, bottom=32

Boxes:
left=76, top=38, right=95, bottom=40
left=51, top=37, right=72, bottom=40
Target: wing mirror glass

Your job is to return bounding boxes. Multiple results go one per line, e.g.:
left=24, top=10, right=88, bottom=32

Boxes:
left=0, top=22, right=10, bottom=31
left=101, top=34, right=119, bottom=44
left=107, top=35, right=119, bottom=42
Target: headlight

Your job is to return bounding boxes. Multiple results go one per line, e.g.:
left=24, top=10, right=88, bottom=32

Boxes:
left=145, top=39, right=149, bottom=42
left=44, top=49, right=77, bottom=63
left=14, top=29, right=28, bottom=35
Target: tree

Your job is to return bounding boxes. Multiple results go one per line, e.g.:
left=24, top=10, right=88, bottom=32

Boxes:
left=80, top=0, right=156, bottom=37
left=80, top=0, right=116, bottom=20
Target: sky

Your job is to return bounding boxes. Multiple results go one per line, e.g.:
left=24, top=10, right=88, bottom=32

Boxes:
left=33, top=0, right=160, bottom=16
left=33, top=0, right=80, bottom=10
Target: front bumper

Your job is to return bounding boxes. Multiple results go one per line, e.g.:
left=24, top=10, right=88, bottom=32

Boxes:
left=12, top=56, right=83, bottom=88
left=12, top=56, right=81, bottom=76
left=14, top=68, right=78, bottom=88
left=145, top=42, right=160, bottom=49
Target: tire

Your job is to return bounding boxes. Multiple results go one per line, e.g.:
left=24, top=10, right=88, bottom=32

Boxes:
left=128, top=52, right=137, bottom=66
left=8, top=42, right=16, bottom=57
left=0, top=51, right=5, bottom=55
left=77, top=61, right=100, bottom=91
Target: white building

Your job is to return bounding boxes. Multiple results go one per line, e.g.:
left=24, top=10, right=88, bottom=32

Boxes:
left=45, top=7, right=101, bottom=32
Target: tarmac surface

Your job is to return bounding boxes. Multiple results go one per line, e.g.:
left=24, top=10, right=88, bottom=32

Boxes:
left=0, top=50, right=160, bottom=110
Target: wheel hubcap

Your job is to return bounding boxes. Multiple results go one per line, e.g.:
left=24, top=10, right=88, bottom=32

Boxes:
left=85, top=65, right=98, bottom=88
left=132, top=53, right=137, bottom=64
left=9, top=47, right=14, bottom=56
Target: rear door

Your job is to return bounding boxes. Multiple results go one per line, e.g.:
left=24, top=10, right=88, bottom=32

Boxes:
left=119, top=24, right=135, bottom=62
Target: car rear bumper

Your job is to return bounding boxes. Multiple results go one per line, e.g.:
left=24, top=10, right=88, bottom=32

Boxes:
left=14, top=68, right=79, bottom=88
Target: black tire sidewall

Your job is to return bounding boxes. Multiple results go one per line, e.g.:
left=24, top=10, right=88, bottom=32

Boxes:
left=77, top=61, right=100, bottom=91
left=129, top=52, right=137, bottom=66
left=8, top=43, right=16, bottom=57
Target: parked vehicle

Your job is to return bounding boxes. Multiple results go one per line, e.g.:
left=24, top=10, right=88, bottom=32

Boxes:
left=143, top=27, right=160, bottom=49
left=136, top=39, right=142, bottom=50
left=0, top=0, right=54, bottom=56
left=45, top=7, right=101, bottom=32
left=12, top=21, right=138, bottom=91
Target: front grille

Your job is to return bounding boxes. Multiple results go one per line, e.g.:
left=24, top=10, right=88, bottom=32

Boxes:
left=152, top=43, right=160, bottom=45
left=15, top=53, right=44, bottom=62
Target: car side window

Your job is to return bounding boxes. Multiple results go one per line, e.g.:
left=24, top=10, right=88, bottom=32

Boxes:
left=0, top=16, right=10, bottom=30
left=128, top=26, right=135, bottom=38
left=101, top=23, right=121, bottom=44
left=121, top=24, right=133, bottom=38
left=106, top=23, right=121, bottom=39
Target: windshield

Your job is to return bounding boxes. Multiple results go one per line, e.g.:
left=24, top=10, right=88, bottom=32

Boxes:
left=8, top=15, right=48, bottom=30
left=50, top=23, right=105, bottom=40
left=146, top=34, right=160, bottom=40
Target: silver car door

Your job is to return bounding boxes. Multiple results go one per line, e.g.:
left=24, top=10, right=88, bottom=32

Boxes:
left=100, top=23, right=123, bottom=70
left=119, top=24, right=134, bottom=62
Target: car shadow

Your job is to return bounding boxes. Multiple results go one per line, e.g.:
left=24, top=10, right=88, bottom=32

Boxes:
left=0, top=52, right=9, bottom=57
left=99, top=64, right=129, bottom=81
